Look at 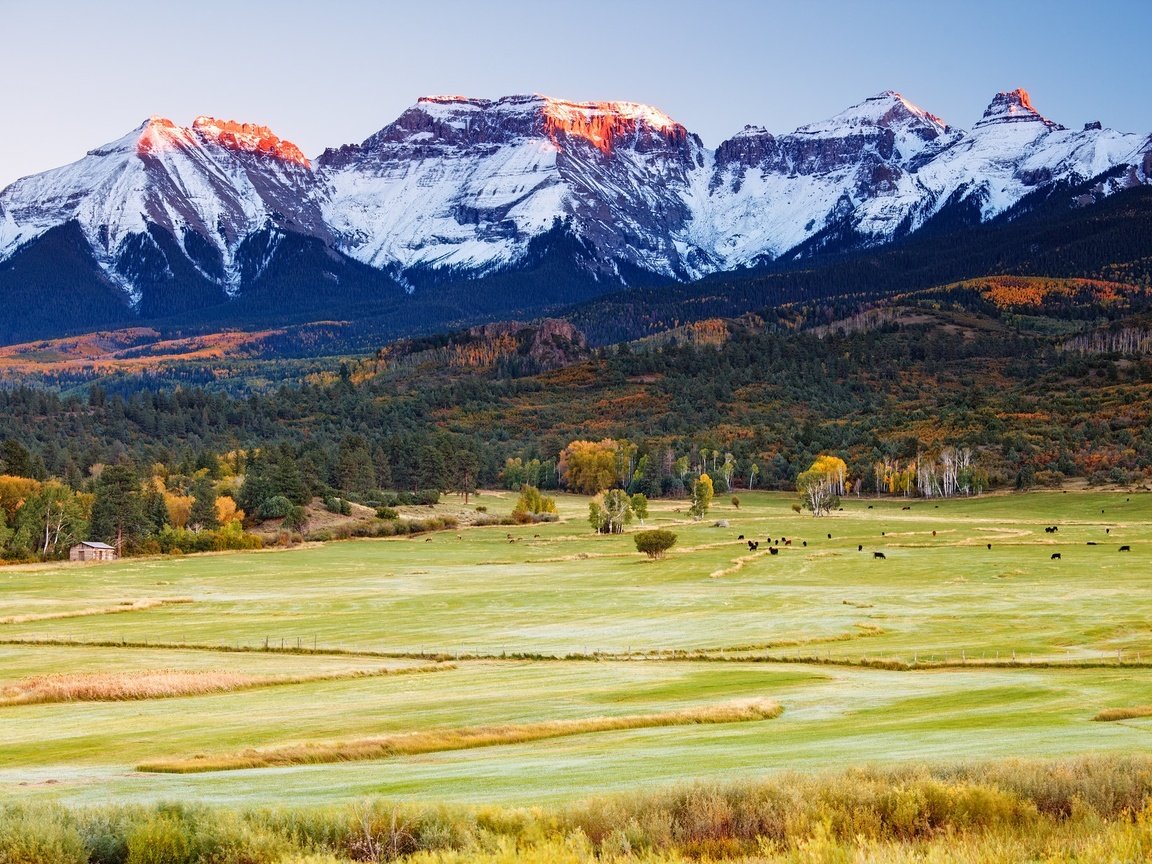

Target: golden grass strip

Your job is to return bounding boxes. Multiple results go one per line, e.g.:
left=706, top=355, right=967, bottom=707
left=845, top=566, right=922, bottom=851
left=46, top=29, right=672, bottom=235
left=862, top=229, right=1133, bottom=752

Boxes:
left=1093, top=705, right=1152, bottom=722
left=0, top=663, right=450, bottom=707
left=138, top=698, right=783, bottom=773
left=0, top=597, right=192, bottom=625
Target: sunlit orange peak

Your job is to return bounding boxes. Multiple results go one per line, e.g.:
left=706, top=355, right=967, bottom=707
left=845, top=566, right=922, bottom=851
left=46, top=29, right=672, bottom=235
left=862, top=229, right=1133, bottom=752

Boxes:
left=1011, top=88, right=1035, bottom=111
left=540, top=97, right=684, bottom=154
left=192, top=117, right=311, bottom=167
left=136, top=117, right=188, bottom=155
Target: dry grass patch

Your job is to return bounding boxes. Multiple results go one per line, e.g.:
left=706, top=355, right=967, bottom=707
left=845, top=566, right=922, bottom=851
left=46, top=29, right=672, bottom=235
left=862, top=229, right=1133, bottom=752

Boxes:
left=138, top=698, right=783, bottom=773
left=0, top=664, right=449, bottom=707
left=1093, top=705, right=1152, bottom=722
left=0, top=597, right=192, bottom=625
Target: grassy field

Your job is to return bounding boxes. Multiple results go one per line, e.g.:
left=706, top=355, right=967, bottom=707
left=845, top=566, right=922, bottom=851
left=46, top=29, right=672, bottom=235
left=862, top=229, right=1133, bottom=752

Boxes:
left=0, top=490, right=1150, bottom=811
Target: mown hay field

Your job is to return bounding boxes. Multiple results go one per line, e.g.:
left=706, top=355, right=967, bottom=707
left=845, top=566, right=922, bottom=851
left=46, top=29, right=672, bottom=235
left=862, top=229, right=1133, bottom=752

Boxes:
left=0, top=490, right=1150, bottom=809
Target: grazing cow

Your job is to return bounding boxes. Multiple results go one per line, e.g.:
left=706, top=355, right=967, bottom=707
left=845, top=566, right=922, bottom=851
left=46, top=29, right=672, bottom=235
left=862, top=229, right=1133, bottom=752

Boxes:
left=738, top=534, right=744, bottom=540
left=987, top=544, right=992, bottom=550
left=873, top=552, right=886, bottom=560
left=931, top=530, right=937, bottom=537
left=858, top=544, right=863, bottom=552
left=784, top=539, right=792, bottom=546
left=901, top=506, right=911, bottom=511
left=881, top=532, right=886, bottom=536
left=1106, top=528, right=1111, bottom=534
left=867, top=505, right=873, bottom=509
left=769, top=548, right=779, bottom=556
left=1087, top=542, right=1098, bottom=546
left=1051, top=553, right=1061, bottom=560
left=425, top=538, right=433, bottom=542
left=747, top=540, right=757, bottom=551
left=534, top=534, right=540, bottom=538
left=827, top=533, right=832, bottom=539
left=803, top=541, right=808, bottom=547
left=1120, top=545, right=1131, bottom=552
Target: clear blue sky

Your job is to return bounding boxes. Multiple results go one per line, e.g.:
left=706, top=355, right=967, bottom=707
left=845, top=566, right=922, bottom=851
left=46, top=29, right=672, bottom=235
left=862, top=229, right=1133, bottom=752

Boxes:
left=2, top=0, right=1150, bottom=187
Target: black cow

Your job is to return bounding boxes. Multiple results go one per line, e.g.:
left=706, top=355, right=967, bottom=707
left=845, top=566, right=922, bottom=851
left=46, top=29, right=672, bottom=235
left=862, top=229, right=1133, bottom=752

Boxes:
left=1087, top=542, right=1098, bottom=546
left=738, top=535, right=744, bottom=540
left=1051, top=553, right=1061, bottom=560
left=769, top=547, right=779, bottom=556
left=873, top=552, right=886, bottom=560
left=987, top=544, right=992, bottom=550
left=747, top=541, right=758, bottom=551
left=858, top=544, right=863, bottom=552
left=803, top=541, right=808, bottom=547
left=1120, top=545, right=1131, bottom=552
left=827, top=533, right=832, bottom=539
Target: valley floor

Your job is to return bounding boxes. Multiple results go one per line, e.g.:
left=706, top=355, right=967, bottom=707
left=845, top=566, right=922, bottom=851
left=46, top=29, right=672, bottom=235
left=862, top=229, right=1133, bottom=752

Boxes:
left=0, top=490, right=1149, bottom=810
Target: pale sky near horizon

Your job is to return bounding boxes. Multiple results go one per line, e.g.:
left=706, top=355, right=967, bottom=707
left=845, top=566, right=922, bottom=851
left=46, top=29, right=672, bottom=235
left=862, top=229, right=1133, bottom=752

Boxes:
left=2, top=0, right=1150, bottom=187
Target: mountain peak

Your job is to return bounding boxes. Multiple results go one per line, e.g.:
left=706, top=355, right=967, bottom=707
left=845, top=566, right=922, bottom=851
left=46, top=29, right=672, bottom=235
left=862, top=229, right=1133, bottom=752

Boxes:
left=401, top=94, right=686, bottom=155
left=131, top=116, right=310, bottom=166
left=795, top=90, right=949, bottom=140
left=974, top=88, right=1064, bottom=130
left=191, top=117, right=311, bottom=167
left=539, top=96, right=684, bottom=153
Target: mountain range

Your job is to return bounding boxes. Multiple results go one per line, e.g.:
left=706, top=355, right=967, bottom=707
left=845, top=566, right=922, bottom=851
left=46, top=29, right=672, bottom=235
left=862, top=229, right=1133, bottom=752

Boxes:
left=1, top=88, right=1150, bottom=344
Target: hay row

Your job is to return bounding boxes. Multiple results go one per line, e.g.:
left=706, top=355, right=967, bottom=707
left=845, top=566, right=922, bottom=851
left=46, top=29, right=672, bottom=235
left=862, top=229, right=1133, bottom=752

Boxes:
left=138, top=698, right=783, bottom=773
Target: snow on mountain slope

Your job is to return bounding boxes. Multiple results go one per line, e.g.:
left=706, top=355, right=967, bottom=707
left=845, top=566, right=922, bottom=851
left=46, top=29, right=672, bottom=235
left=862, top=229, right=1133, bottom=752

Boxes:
left=317, top=95, right=705, bottom=280
left=691, top=91, right=964, bottom=267
left=0, top=116, right=326, bottom=304
left=1, top=87, right=1150, bottom=319
left=911, top=89, right=1145, bottom=220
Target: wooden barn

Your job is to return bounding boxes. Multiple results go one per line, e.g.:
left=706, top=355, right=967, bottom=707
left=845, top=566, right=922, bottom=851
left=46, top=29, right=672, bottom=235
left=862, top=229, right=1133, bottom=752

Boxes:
left=69, top=541, right=117, bottom=562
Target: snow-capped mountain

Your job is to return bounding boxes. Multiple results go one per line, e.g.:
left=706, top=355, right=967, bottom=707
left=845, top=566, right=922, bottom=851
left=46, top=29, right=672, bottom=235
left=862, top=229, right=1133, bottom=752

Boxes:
left=316, top=95, right=706, bottom=281
left=0, top=87, right=1150, bottom=341
left=0, top=115, right=328, bottom=310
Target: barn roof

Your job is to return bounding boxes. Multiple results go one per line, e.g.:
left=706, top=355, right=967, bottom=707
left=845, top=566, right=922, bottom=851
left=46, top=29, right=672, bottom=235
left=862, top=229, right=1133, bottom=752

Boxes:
left=77, top=541, right=115, bottom=550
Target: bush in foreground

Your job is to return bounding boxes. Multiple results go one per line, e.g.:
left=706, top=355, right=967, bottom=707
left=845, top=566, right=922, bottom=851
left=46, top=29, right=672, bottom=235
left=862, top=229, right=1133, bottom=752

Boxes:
left=634, top=529, right=677, bottom=559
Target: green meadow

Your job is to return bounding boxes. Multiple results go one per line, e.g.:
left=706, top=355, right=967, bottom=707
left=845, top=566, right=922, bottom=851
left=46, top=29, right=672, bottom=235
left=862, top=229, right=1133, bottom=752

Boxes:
left=1, top=490, right=1150, bottom=810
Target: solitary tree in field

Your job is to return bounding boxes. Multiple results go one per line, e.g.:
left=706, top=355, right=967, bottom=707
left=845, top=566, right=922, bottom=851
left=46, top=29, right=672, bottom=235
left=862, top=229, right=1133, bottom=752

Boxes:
left=796, top=455, right=847, bottom=517
left=689, top=474, right=714, bottom=519
left=630, top=493, right=649, bottom=525
left=634, top=529, right=677, bottom=559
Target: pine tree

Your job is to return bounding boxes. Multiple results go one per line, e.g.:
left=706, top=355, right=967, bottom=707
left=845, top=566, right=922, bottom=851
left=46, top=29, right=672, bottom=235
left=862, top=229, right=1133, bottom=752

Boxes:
left=189, top=476, right=220, bottom=531
left=89, top=464, right=145, bottom=554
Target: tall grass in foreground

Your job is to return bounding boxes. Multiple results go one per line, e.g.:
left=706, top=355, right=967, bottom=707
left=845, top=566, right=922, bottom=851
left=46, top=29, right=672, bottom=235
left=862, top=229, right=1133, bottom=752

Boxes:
left=138, top=699, right=782, bottom=773
left=3, top=756, right=1152, bottom=863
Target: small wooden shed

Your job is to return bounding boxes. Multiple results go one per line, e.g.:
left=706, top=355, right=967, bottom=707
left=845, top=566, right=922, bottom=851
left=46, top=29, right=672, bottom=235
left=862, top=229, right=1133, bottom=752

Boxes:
left=69, top=541, right=117, bottom=562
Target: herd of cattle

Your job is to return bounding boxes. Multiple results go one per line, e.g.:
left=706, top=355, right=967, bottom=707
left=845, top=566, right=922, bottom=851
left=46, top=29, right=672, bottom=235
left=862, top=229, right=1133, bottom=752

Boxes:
left=734, top=524, right=1134, bottom=561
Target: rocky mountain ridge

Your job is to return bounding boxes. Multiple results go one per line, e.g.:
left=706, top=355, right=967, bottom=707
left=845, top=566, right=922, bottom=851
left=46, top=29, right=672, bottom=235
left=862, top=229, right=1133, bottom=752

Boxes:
left=1, top=88, right=1149, bottom=342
